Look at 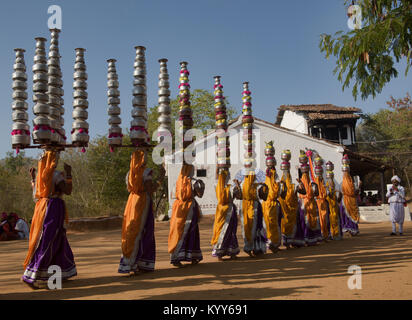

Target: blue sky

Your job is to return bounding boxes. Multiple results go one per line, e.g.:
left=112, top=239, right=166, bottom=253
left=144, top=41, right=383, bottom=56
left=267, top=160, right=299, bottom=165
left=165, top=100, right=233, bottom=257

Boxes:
left=1, top=0, right=410, bottom=158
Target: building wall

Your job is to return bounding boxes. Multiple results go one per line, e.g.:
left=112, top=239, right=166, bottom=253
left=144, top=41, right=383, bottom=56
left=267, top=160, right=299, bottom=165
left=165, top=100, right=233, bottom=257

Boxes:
left=279, top=110, right=308, bottom=134
left=166, top=118, right=346, bottom=216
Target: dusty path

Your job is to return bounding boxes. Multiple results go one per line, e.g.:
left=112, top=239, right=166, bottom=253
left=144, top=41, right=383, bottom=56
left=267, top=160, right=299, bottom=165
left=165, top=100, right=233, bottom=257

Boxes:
left=0, top=216, right=411, bottom=300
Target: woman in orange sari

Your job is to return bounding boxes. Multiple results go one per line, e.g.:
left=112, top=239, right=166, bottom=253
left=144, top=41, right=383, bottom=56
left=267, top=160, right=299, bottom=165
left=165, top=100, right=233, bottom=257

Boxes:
left=298, top=151, right=322, bottom=246
left=22, top=150, right=76, bottom=288
left=310, top=154, right=330, bottom=240
left=168, top=164, right=205, bottom=267
left=118, top=149, right=156, bottom=275
left=340, top=155, right=360, bottom=236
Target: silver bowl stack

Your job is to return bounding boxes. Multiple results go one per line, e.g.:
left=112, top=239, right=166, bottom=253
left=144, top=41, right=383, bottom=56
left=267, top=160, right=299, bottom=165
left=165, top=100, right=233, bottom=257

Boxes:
left=71, top=48, right=89, bottom=147
left=47, top=29, right=65, bottom=144
left=130, top=46, right=148, bottom=146
left=157, top=58, right=172, bottom=144
left=32, top=37, right=51, bottom=145
left=107, top=59, right=123, bottom=148
left=11, top=48, right=30, bottom=149
left=214, top=76, right=230, bottom=171
left=241, top=82, right=255, bottom=171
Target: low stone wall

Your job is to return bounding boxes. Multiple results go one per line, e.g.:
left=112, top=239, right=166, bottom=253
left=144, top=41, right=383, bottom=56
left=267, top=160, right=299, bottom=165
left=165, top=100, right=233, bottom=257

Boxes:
left=67, top=216, right=123, bottom=232
left=359, top=204, right=412, bottom=222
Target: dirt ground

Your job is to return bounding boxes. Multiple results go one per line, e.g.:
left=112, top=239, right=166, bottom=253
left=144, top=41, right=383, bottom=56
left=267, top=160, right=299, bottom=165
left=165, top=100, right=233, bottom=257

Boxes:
left=0, top=216, right=411, bottom=300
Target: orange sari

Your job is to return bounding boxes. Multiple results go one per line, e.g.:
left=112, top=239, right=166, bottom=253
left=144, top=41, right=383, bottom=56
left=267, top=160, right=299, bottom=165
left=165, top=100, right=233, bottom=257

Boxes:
left=262, top=169, right=281, bottom=247
left=23, top=151, right=57, bottom=269
left=342, top=172, right=360, bottom=223
left=168, top=165, right=194, bottom=253
left=121, top=150, right=148, bottom=259
left=300, top=173, right=319, bottom=230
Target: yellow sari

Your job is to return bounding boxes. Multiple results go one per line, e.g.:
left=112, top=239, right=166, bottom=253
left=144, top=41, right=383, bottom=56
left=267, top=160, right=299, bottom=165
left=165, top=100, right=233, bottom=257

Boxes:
left=326, top=180, right=342, bottom=239
left=262, top=169, right=281, bottom=248
left=315, top=176, right=329, bottom=239
left=300, top=173, right=319, bottom=230
left=211, top=171, right=231, bottom=246
left=279, top=172, right=298, bottom=237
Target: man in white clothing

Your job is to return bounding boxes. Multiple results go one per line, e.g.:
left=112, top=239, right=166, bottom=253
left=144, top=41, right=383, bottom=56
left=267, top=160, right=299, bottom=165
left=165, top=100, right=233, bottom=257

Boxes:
left=386, top=176, right=406, bottom=236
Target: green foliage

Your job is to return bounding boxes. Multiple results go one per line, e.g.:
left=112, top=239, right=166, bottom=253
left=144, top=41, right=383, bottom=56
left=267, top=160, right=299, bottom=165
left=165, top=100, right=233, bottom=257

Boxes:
left=319, top=0, right=412, bottom=100
left=356, top=93, right=412, bottom=192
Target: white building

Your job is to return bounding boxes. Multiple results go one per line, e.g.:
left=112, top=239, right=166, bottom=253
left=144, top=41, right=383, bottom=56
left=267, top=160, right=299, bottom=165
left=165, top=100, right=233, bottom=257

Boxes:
left=165, top=116, right=385, bottom=216
left=275, top=104, right=361, bottom=148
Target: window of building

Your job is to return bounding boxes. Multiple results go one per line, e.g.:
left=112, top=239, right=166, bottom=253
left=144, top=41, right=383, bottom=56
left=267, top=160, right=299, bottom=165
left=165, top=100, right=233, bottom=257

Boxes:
left=311, top=127, right=320, bottom=138
left=339, top=126, right=348, bottom=140
left=324, top=126, right=339, bottom=143
left=196, top=169, right=207, bottom=177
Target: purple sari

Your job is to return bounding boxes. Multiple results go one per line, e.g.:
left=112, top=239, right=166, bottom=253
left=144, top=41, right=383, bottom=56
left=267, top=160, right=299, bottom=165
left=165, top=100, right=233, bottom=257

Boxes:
left=118, top=199, right=156, bottom=273
left=340, top=203, right=359, bottom=235
left=299, top=199, right=323, bottom=246
left=170, top=200, right=203, bottom=264
left=22, top=198, right=77, bottom=284
left=212, top=204, right=240, bottom=258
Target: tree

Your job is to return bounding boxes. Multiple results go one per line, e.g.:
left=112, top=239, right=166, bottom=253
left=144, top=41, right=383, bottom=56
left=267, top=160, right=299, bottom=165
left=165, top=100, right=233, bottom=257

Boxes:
left=147, top=89, right=236, bottom=137
left=356, top=92, right=412, bottom=194
left=319, top=0, right=412, bottom=100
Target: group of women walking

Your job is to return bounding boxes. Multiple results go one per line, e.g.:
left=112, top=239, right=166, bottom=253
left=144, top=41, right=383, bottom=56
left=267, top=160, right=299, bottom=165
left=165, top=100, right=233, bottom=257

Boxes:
left=20, top=145, right=361, bottom=289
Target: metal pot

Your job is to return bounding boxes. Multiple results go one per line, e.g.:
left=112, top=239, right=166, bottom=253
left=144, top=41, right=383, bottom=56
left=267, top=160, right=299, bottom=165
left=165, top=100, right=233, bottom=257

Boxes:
left=73, top=90, right=88, bottom=99
left=108, top=116, right=121, bottom=125
left=72, top=108, right=88, bottom=119
left=12, top=101, right=28, bottom=110
left=73, top=98, right=89, bottom=108
left=108, top=105, right=121, bottom=116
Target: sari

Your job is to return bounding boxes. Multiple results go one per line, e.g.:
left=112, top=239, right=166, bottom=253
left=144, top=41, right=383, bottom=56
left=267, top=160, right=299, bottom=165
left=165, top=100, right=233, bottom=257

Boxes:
left=118, top=150, right=155, bottom=273
left=315, top=176, right=330, bottom=240
left=239, top=172, right=267, bottom=255
left=168, top=165, right=203, bottom=264
left=262, top=169, right=282, bottom=252
left=22, top=151, right=76, bottom=286
left=211, top=171, right=240, bottom=258
left=299, top=173, right=322, bottom=245
left=326, top=180, right=342, bottom=240
left=340, top=172, right=360, bottom=235
left=279, top=171, right=305, bottom=247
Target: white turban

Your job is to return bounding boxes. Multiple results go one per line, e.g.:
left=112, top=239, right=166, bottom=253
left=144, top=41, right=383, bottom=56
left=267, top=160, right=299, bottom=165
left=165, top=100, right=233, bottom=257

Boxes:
left=391, top=175, right=401, bottom=183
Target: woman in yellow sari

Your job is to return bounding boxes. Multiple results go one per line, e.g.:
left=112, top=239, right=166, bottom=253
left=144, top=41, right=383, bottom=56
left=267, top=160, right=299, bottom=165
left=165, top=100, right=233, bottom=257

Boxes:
left=118, top=149, right=156, bottom=275
left=234, top=168, right=268, bottom=257
left=22, top=150, right=76, bottom=288
left=168, top=164, right=205, bottom=267
left=325, top=161, right=342, bottom=240
left=262, top=141, right=285, bottom=253
left=340, top=155, right=360, bottom=236
left=211, top=168, right=240, bottom=260
left=298, top=151, right=322, bottom=246
left=278, top=150, right=306, bottom=248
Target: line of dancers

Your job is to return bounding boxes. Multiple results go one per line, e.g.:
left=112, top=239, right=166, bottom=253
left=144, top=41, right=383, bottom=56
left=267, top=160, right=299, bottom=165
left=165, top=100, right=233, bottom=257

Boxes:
left=21, top=146, right=361, bottom=288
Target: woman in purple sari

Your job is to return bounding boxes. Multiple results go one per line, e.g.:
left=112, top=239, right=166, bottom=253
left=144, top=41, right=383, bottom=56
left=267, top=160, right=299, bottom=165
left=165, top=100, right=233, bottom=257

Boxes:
left=22, top=150, right=77, bottom=289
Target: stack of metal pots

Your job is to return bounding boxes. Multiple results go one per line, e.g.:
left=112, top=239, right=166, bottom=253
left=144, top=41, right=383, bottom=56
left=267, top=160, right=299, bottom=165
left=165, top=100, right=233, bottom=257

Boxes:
left=157, top=58, right=172, bottom=145
left=314, top=155, right=324, bottom=178
left=325, top=161, right=334, bottom=180
left=11, top=48, right=30, bottom=150
left=342, top=154, right=350, bottom=172
left=71, top=48, right=89, bottom=148
left=130, top=46, right=148, bottom=146
left=178, top=61, right=193, bottom=152
left=299, top=150, right=309, bottom=173
left=214, top=76, right=230, bottom=171
left=107, top=59, right=123, bottom=149
left=47, top=29, right=65, bottom=144
left=32, top=37, right=51, bottom=145
left=241, top=82, right=255, bottom=170
left=264, top=141, right=276, bottom=168
left=280, top=149, right=291, bottom=172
